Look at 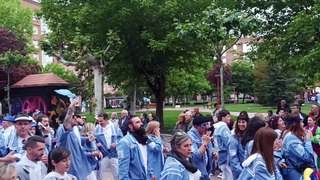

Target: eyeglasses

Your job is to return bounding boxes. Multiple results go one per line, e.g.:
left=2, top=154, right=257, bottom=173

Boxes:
left=175, top=130, right=187, bottom=136
left=200, top=122, right=211, bottom=129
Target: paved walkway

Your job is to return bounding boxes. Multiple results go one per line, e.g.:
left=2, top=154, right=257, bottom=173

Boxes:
left=138, top=107, right=268, bottom=118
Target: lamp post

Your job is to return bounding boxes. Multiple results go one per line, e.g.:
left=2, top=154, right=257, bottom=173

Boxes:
left=233, top=83, right=237, bottom=105
left=215, top=74, right=220, bottom=106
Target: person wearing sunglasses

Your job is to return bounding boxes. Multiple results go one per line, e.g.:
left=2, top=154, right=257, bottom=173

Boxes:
left=187, top=116, right=214, bottom=180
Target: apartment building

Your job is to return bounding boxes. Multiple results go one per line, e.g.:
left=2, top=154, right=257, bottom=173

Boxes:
left=21, top=0, right=53, bottom=66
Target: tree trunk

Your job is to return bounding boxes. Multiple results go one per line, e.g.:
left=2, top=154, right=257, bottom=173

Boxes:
left=172, top=96, right=176, bottom=107
left=130, top=87, right=137, bottom=115
left=146, top=75, right=166, bottom=129
left=7, top=70, right=11, bottom=114
left=93, top=67, right=103, bottom=116
left=242, top=93, right=246, bottom=104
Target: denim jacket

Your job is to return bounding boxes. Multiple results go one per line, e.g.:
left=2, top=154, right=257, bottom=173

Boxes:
left=282, top=132, right=314, bottom=180
left=188, top=127, right=214, bottom=180
left=147, top=134, right=164, bottom=179
left=117, top=133, right=152, bottom=180
left=244, top=140, right=254, bottom=159
left=213, top=121, right=231, bottom=166
left=95, top=123, right=123, bottom=158
left=81, top=135, right=99, bottom=171
left=160, top=156, right=190, bottom=180
left=238, top=153, right=283, bottom=180
left=227, top=134, right=245, bottom=179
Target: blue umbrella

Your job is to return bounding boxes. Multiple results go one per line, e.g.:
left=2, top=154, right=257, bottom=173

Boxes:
left=54, top=89, right=77, bottom=99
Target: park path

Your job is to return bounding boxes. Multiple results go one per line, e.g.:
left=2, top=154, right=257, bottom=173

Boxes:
left=138, top=107, right=268, bottom=118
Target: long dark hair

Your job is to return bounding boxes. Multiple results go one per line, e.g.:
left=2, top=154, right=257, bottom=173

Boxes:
left=234, top=114, right=249, bottom=138
left=47, top=147, right=71, bottom=173
left=285, top=113, right=305, bottom=139
left=241, top=116, right=266, bottom=147
left=251, top=127, right=277, bottom=174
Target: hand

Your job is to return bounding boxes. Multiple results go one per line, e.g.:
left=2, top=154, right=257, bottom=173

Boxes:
left=306, top=130, right=313, bottom=139
left=87, top=135, right=96, bottom=142
left=201, top=132, right=211, bottom=145
left=41, top=155, right=48, bottom=165
left=213, top=152, right=219, bottom=160
left=278, top=162, right=287, bottom=169
left=91, top=151, right=102, bottom=158
left=154, top=128, right=161, bottom=137
left=110, top=143, right=116, bottom=149
left=97, top=143, right=103, bottom=147
left=0, top=151, right=17, bottom=163
left=273, top=139, right=282, bottom=151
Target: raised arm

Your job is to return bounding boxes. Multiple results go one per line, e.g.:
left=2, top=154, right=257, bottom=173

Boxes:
left=63, top=98, right=79, bottom=130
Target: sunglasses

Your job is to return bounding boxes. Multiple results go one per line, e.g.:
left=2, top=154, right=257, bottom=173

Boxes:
left=200, top=122, right=211, bottom=129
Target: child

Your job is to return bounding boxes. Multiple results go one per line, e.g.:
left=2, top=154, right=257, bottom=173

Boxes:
left=44, top=147, right=77, bottom=180
left=81, top=123, right=101, bottom=177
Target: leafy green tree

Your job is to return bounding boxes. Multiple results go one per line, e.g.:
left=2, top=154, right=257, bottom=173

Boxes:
left=178, top=2, right=261, bottom=107
left=231, top=60, right=254, bottom=103
left=166, top=65, right=211, bottom=106
left=42, top=63, right=81, bottom=94
left=0, top=0, right=33, bottom=42
left=254, top=63, right=298, bottom=106
left=233, top=1, right=320, bottom=87
left=102, top=0, right=212, bottom=126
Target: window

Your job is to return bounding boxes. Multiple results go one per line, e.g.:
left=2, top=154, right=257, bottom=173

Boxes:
left=233, top=45, right=237, bottom=50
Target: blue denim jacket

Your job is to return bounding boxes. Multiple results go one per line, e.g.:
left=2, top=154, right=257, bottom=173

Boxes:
left=282, top=132, right=314, bottom=180
left=244, top=140, right=254, bottom=159
left=227, top=134, right=245, bottom=179
left=58, top=126, right=91, bottom=180
left=147, top=134, right=164, bottom=179
left=81, top=135, right=99, bottom=171
left=95, top=124, right=123, bottom=158
left=213, top=121, right=231, bottom=166
left=0, top=127, right=8, bottom=157
left=160, top=156, right=190, bottom=180
left=238, top=153, right=283, bottom=180
left=117, top=133, right=152, bottom=180
left=188, top=127, right=214, bottom=180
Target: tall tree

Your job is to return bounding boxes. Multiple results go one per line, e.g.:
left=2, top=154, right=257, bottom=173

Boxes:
left=40, top=0, right=122, bottom=116
left=233, top=0, right=320, bottom=86
left=103, top=0, right=212, bottom=127
left=231, top=60, right=254, bottom=103
left=178, top=2, right=261, bottom=107
left=0, top=0, right=33, bottom=42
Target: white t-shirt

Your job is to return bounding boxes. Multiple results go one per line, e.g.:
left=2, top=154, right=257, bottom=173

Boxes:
left=72, top=126, right=81, bottom=145
left=102, top=123, right=113, bottom=149
left=138, top=143, right=148, bottom=174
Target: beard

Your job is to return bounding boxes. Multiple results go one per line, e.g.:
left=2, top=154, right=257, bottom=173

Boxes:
left=133, top=126, right=146, bottom=136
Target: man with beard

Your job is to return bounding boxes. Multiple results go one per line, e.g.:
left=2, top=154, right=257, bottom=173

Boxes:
left=16, top=135, right=47, bottom=180
left=117, top=116, right=155, bottom=179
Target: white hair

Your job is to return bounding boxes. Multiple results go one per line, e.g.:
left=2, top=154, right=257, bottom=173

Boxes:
left=121, top=110, right=128, bottom=115
left=185, top=111, right=192, bottom=116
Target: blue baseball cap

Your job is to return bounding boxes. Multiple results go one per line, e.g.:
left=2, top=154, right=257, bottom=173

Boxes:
left=4, top=115, right=15, bottom=122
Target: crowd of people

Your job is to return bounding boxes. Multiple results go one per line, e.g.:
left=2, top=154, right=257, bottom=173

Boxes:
left=0, top=99, right=320, bottom=180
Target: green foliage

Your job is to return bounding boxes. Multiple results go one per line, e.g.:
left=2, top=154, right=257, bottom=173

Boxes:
left=177, top=2, right=261, bottom=63
left=42, top=63, right=81, bottom=94
left=237, top=1, right=320, bottom=87
left=0, top=0, right=33, bottom=43
left=231, top=60, right=254, bottom=98
left=254, top=63, right=298, bottom=106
